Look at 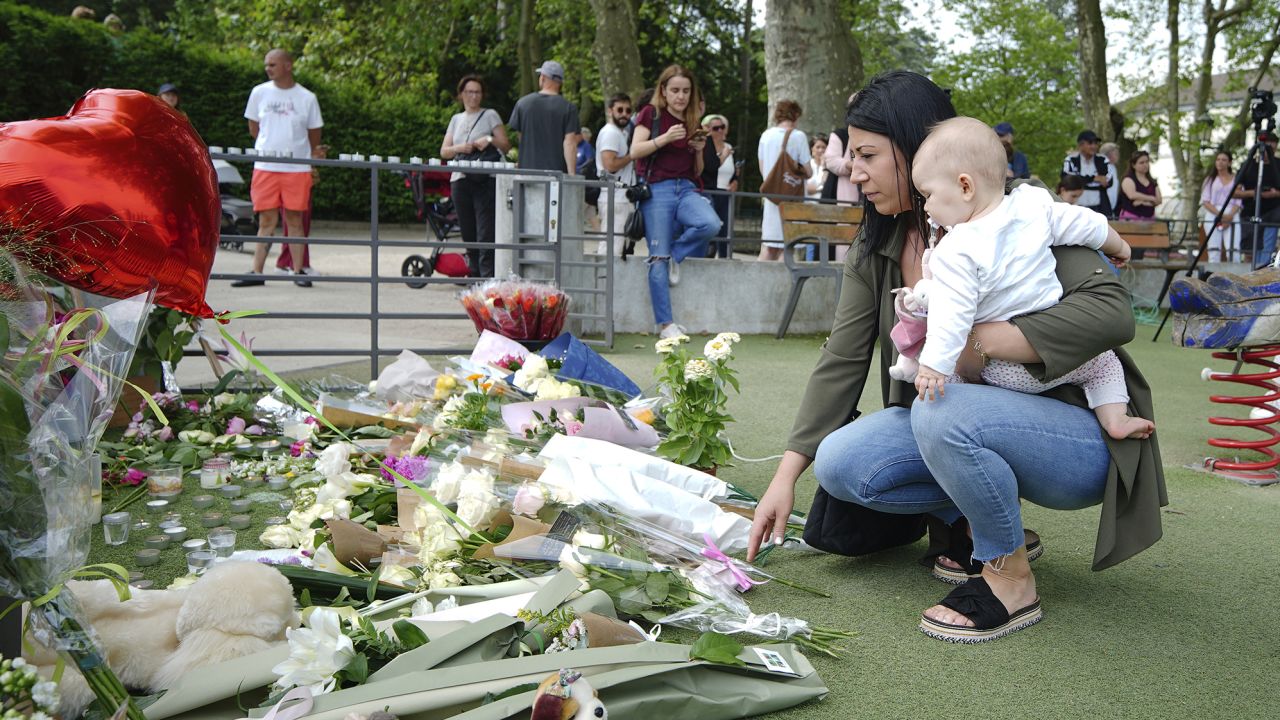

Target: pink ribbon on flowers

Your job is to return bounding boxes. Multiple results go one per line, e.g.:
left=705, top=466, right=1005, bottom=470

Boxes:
left=701, top=533, right=765, bottom=593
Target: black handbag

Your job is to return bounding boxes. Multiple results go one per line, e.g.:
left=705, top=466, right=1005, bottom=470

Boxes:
left=456, top=110, right=503, bottom=163
left=801, top=486, right=929, bottom=556
left=620, top=107, right=662, bottom=260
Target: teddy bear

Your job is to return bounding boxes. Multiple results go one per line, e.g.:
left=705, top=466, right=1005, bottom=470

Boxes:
left=24, top=561, right=298, bottom=717
left=888, top=242, right=935, bottom=383
left=530, top=669, right=607, bottom=720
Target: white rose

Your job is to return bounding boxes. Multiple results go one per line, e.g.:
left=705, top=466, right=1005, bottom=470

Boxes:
left=178, top=429, right=216, bottom=444
left=456, top=492, right=500, bottom=528
left=272, top=607, right=356, bottom=694
left=315, top=443, right=353, bottom=479
left=557, top=545, right=588, bottom=579
left=415, top=526, right=462, bottom=565
left=703, top=338, right=732, bottom=362
left=424, top=567, right=462, bottom=589
left=683, top=359, right=714, bottom=381
left=315, top=498, right=353, bottom=521
left=212, top=392, right=237, bottom=408
left=378, top=564, right=417, bottom=589
left=571, top=530, right=608, bottom=550
left=260, top=524, right=301, bottom=549
left=534, top=378, right=582, bottom=401
left=288, top=503, right=323, bottom=530
left=513, top=354, right=550, bottom=391
left=430, top=461, right=467, bottom=504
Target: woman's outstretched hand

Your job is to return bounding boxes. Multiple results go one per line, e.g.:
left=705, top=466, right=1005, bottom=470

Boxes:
left=747, top=479, right=795, bottom=562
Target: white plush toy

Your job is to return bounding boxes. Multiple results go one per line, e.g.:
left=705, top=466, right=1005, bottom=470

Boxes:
left=887, top=242, right=936, bottom=383
left=24, top=561, right=298, bottom=717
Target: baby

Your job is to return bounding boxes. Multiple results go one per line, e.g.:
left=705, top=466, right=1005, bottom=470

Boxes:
left=895, top=116, right=1154, bottom=440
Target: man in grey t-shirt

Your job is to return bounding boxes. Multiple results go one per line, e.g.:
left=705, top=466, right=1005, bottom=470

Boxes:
left=508, top=61, right=579, bottom=174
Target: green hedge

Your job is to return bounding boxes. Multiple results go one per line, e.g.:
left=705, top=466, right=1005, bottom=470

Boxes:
left=0, top=2, right=453, bottom=221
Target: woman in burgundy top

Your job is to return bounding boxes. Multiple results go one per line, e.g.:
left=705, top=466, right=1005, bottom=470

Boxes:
left=1116, top=150, right=1162, bottom=220
left=629, top=65, right=723, bottom=338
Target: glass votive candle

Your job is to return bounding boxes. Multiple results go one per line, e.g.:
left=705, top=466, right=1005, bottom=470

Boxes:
left=135, top=549, right=161, bottom=567
left=207, top=529, right=237, bottom=560
left=200, top=458, right=231, bottom=489
left=191, top=494, right=216, bottom=509
left=102, top=512, right=131, bottom=546
left=186, top=550, right=216, bottom=575
left=147, top=463, right=184, bottom=496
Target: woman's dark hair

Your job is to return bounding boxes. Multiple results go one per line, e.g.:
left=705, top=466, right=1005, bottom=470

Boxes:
left=1203, top=149, right=1233, bottom=189
left=845, top=71, right=956, bottom=266
left=456, top=74, right=485, bottom=97
left=1127, top=150, right=1156, bottom=186
left=1056, top=174, right=1087, bottom=193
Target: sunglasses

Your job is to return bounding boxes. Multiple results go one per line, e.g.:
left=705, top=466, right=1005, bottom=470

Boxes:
left=710, top=125, right=726, bottom=131
left=614, top=107, right=632, bottom=114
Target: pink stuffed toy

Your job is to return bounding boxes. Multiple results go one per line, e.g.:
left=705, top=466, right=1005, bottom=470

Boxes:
left=888, top=243, right=935, bottom=383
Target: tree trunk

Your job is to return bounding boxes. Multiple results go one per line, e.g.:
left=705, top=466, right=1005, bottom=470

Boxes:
left=587, top=0, right=646, bottom=106
left=1223, top=13, right=1280, bottom=150
left=517, top=0, right=537, bottom=97
left=738, top=0, right=753, bottom=159
left=764, top=0, right=862, bottom=141
left=1077, top=0, right=1113, bottom=141
left=1166, top=0, right=1191, bottom=222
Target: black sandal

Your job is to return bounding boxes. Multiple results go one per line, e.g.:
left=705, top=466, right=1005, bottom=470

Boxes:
left=932, top=524, right=1044, bottom=584
left=919, top=577, right=1043, bottom=643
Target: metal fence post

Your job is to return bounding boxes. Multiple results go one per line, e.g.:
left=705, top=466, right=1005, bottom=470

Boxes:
left=369, top=166, right=380, bottom=380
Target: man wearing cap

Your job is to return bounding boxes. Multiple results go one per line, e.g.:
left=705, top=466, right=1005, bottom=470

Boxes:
left=157, top=83, right=182, bottom=112
left=1061, top=130, right=1114, bottom=216
left=508, top=61, right=579, bottom=174
left=994, top=122, right=1029, bottom=179
left=1235, top=130, right=1280, bottom=268
left=234, top=48, right=323, bottom=288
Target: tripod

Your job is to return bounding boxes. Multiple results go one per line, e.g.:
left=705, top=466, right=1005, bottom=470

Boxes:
left=1153, top=132, right=1276, bottom=342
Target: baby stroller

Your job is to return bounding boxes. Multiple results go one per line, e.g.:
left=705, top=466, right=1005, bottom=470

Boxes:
left=399, top=170, right=471, bottom=288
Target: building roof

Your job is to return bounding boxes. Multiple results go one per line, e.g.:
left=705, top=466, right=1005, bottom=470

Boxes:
left=1120, top=67, right=1280, bottom=116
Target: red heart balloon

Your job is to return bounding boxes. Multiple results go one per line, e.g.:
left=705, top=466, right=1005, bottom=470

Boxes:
left=0, top=89, right=219, bottom=317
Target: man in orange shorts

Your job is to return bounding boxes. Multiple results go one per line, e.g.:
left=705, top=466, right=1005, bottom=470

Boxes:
left=234, top=48, right=323, bottom=288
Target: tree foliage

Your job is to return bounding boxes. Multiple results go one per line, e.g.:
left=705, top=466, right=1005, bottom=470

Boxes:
left=933, top=0, right=1081, bottom=181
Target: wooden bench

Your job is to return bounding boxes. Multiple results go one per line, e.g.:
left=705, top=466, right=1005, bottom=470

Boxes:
left=1112, top=219, right=1173, bottom=262
left=776, top=203, right=863, bottom=338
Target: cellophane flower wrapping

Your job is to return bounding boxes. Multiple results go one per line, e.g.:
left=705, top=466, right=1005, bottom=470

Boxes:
left=0, top=277, right=151, bottom=717
left=458, top=278, right=570, bottom=341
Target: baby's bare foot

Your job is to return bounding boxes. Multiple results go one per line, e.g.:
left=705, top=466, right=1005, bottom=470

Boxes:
left=1104, top=415, right=1155, bottom=441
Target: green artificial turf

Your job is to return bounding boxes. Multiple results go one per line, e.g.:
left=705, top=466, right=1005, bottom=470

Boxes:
left=95, top=331, right=1280, bottom=718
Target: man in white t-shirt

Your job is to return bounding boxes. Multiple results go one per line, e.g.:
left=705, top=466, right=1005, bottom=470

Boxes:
left=233, top=48, right=324, bottom=288
left=594, top=93, right=635, bottom=254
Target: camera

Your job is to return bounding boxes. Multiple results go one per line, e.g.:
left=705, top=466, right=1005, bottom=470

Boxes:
left=1249, top=87, right=1276, bottom=126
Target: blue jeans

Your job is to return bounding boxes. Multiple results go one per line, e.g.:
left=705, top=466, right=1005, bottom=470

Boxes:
left=1249, top=218, right=1279, bottom=269
left=813, top=384, right=1110, bottom=562
left=640, top=179, right=722, bottom=325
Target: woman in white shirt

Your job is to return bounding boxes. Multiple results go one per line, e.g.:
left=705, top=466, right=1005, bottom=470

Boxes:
left=440, top=74, right=511, bottom=278
left=1201, top=150, right=1243, bottom=262
left=806, top=135, right=828, bottom=199
left=756, top=100, right=812, bottom=262
left=700, top=114, right=738, bottom=258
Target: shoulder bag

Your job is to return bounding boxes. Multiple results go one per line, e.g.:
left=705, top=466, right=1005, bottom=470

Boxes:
left=759, top=128, right=805, bottom=199
left=621, top=108, right=662, bottom=258
left=457, top=109, right=503, bottom=163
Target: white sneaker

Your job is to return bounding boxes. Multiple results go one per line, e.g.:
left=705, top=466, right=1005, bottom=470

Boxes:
left=659, top=323, right=687, bottom=340
left=668, top=258, right=681, bottom=286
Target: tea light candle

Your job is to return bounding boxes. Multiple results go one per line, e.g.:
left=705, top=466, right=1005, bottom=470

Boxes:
left=254, top=439, right=280, bottom=451
left=410, top=156, right=423, bottom=164
left=200, top=512, right=224, bottom=528
left=143, top=535, right=169, bottom=550
left=181, top=538, right=208, bottom=552
left=245, top=148, right=258, bottom=156
left=226, top=147, right=242, bottom=155
left=192, top=494, right=216, bottom=509
left=264, top=516, right=286, bottom=526
left=268, top=476, right=289, bottom=491
left=220, top=484, right=243, bottom=499
left=135, top=549, right=161, bottom=567
left=388, top=156, right=401, bottom=164
left=208, top=146, right=223, bottom=153
left=163, top=526, right=189, bottom=542
left=229, top=498, right=252, bottom=513
left=428, top=158, right=441, bottom=165
left=130, top=579, right=154, bottom=590
left=369, top=154, right=383, bottom=162
left=228, top=514, right=252, bottom=530
left=145, top=499, right=170, bottom=514
left=128, top=571, right=144, bottom=583
left=339, top=153, right=352, bottom=161
left=158, top=519, right=182, bottom=531
left=352, top=153, right=365, bottom=161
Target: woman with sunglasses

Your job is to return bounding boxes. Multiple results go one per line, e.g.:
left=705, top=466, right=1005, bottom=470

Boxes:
left=700, top=114, right=737, bottom=259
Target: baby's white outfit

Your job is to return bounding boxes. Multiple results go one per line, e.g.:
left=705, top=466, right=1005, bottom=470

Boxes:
left=919, top=185, right=1128, bottom=409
